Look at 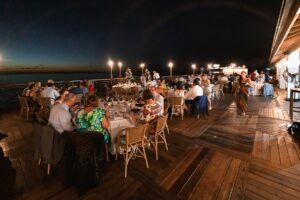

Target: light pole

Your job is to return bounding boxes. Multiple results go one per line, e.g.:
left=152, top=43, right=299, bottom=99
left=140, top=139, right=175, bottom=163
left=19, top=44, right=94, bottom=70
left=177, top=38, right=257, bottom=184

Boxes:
left=108, top=60, right=114, bottom=82
left=118, top=61, right=122, bottom=77
left=192, top=64, right=196, bottom=76
left=140, top=63, right=145, bottom=75
left=168, top=62, right=173, bottom=78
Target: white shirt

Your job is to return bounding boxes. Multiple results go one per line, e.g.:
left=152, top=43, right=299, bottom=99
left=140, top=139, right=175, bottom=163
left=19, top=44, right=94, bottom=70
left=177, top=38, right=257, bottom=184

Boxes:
left=48, top=103, right=74, bottom=134
left=153, top=93, right=164, bottom=115
left=185, top=85, right=203, bottom=100
left=153, top=72, right=160, bottom=80
left=41, top=86, right=60, bottom=101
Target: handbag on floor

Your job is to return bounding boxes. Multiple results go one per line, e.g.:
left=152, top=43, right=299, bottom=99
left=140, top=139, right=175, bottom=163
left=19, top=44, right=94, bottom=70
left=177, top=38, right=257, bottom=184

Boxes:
left=288, top=122, right=300, bottom=139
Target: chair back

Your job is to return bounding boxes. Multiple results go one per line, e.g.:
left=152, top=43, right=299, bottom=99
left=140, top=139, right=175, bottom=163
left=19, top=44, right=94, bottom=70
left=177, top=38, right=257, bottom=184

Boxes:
left=125, top=124, right=148, bottom=145
left=38, top=97, right=52, bottom=110
left=155, top=114, right=168, bottom=134
left=212, top=84, right=220, bottom=92
left=114, top=87, right=123, bottom=97
left=192, top=96, right=208, bottom=116
left=35, top=109, right=49, bottom=125
left=75, top=94, right=83, bottom=104
left=163, top=101, right=170, bottom=115
left=169, top=97, right=184, bottom=106
left=129, top=86, right=139, bottom=95
left=18, top=96, right=28, bottom=108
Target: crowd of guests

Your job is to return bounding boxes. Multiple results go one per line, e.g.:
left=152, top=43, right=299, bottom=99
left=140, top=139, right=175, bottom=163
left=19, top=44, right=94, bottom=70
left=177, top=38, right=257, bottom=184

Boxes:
left=22, top=80, right=95, bottom=107
left=21, top=69, right=279, bottom=151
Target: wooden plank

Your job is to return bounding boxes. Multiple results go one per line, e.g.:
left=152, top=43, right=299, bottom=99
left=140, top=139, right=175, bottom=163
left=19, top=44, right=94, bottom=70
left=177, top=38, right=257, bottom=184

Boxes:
left=169, top=148, right=210, bottom=194
left=285, top=137, right=300, bottom=165
left=252, top=131, right=263, bottom=159
left=177, top=151, right=215, bottom=199
left=189, top=153, right=232, bottom=200
left=216, top=158, right=241, bottom=200
left=277, top=136, right=292, bottom=168
left=247, top=172, right=300, bottom=200
left=230, top=161, right=249, bottom=200
left=269, top=136, right=281, bottom=167
left=159, top=146, right=203, bottom=190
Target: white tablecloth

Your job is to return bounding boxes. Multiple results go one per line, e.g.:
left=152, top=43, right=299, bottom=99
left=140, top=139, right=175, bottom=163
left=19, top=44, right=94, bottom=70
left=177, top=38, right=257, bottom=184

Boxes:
left=109, top=118, right=135, bottom=154
left=251, top=83, right=264, bottom=96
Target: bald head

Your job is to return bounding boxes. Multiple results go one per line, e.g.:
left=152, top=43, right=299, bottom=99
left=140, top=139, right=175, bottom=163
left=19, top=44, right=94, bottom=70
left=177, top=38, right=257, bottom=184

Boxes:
left=63, top=93, right=77, bottom=106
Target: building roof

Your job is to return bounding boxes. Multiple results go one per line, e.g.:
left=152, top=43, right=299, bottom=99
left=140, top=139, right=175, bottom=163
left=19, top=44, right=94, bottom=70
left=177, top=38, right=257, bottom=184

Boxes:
left=270, top=0, right=300, bottom=63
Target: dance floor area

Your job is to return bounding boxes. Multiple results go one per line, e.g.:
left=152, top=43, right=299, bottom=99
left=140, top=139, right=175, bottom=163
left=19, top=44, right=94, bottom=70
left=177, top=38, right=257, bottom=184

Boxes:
left=1, top=91, right=300, bottom=200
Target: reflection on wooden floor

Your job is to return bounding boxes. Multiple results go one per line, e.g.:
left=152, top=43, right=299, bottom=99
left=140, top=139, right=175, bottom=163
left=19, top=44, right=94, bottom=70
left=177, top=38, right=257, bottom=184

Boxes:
left=1, top=92, right=300, bottom=199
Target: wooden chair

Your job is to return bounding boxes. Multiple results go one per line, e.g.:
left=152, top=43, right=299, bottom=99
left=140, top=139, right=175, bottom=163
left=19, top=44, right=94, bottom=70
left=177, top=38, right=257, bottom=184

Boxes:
left=169, top=97, right=185, bottom=120
left=115, top=124, right=149, bottom=178
left=18, top=96, right=35, bottom=120
left=38, top=97, right=52, bottom=111
left=148, top=114, right=169, bottom=160
left=163, top=102, right=170, bottom=134
left=219, top=83, right=225, bottom=96
left=211, top=84, right=221, bottom=100
left=127, top=86, right=139, bottom=99
left=75, top=94, right=83, bottom=105
left=114, top=87, right=123, bottom=98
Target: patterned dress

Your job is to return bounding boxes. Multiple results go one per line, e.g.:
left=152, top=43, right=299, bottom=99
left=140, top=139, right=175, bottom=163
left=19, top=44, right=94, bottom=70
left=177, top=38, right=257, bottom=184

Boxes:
left=76, top=108, right=110, bottom=144
left=236, top=80, right=249, bottom=113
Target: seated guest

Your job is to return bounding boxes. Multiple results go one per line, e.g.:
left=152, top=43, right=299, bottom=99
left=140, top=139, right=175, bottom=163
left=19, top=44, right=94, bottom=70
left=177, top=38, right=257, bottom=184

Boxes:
left=149, top=82, right=164, bottom=115
left=141, top=89, right=162, bottom=122
left=157, top=78, right=167, bottom=95
left=201, top=74, right=212, bottom=110
left=55, top=89, right=69, bottom=105
left=173, top=83, right=185, bottom=98
left=88, top=81, right=95, bottom=94
left=25, top=83, right=38, bottom=100
left=75, top=95, right=110, bottom=144
left=48, top=93, right=77, bottom=134
left=69, top=82, right=84, bottom=94
left=25, top=83, right=40, bottom=110
left=80, top=81, right=89, bottom=95
left=185, top=78, right=203, bottom=100
left=40, top=80, right=60, bottom=104
left=185, top=78, right=203, bottom=109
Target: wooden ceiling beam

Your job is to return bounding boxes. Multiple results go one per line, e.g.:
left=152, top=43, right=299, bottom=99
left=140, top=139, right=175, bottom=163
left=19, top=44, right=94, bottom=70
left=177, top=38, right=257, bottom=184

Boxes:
left=286, top=29, right=300, bottom=39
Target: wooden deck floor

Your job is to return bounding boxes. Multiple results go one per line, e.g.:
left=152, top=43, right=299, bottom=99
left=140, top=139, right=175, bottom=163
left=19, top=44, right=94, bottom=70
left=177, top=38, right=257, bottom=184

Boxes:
left=1, top=92, right=300, bottom=200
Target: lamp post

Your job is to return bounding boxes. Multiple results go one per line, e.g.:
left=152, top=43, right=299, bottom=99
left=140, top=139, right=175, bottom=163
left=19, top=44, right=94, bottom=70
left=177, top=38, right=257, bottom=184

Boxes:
left=140, top=63, right=145, bottom=75
left=108, top=60, right=114, bottom=82
left=118, top=61, right=122, bottom=77
left=168, top=62, right=173, bottom=78
left=191, top=64, right=196, bottom=76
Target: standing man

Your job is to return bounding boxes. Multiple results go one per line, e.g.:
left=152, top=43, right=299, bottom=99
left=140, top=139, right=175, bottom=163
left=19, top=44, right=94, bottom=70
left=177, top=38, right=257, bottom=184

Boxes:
left=153, top=71, right=160, bottom=80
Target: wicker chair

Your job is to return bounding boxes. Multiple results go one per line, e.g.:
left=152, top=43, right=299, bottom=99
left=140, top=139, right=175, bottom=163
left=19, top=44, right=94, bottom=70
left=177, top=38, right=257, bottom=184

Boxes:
left=115, top=124, right=149, bottom=178
left=18, top=96, right=35, bottom=120
left=148, top=114, right=169, bottom=160
left=169, top=97, right=185, bottom=120
left=75, top=94, right=83, bottom=105
left=38, top=97, right=52, bottom=111
left=219, top=83, right=225, bottom=96
left=163, top=102, right=170, bottom=134
left=114, top=87, right=123, bottom=98
left=211, top=84, right=221, bottom=100
left=127, top=86, right=139, bottom=100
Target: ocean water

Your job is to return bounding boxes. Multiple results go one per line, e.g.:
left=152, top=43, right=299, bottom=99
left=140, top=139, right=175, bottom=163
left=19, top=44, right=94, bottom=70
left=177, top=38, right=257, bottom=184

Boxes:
left=0, top=72, right=112, bottom=85
left=0, top=72, right=113, bottom=110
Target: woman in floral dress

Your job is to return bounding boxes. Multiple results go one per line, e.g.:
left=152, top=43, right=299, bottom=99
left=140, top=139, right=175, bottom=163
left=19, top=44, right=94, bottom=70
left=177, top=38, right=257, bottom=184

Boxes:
left=76, top=95, right=110, bottom=144
left=235, top=71, right=252, bottom=116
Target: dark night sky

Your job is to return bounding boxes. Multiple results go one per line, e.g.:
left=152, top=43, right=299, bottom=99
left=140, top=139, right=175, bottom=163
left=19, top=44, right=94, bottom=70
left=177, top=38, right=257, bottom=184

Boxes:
left=0, top=0, right=282, bottom=74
